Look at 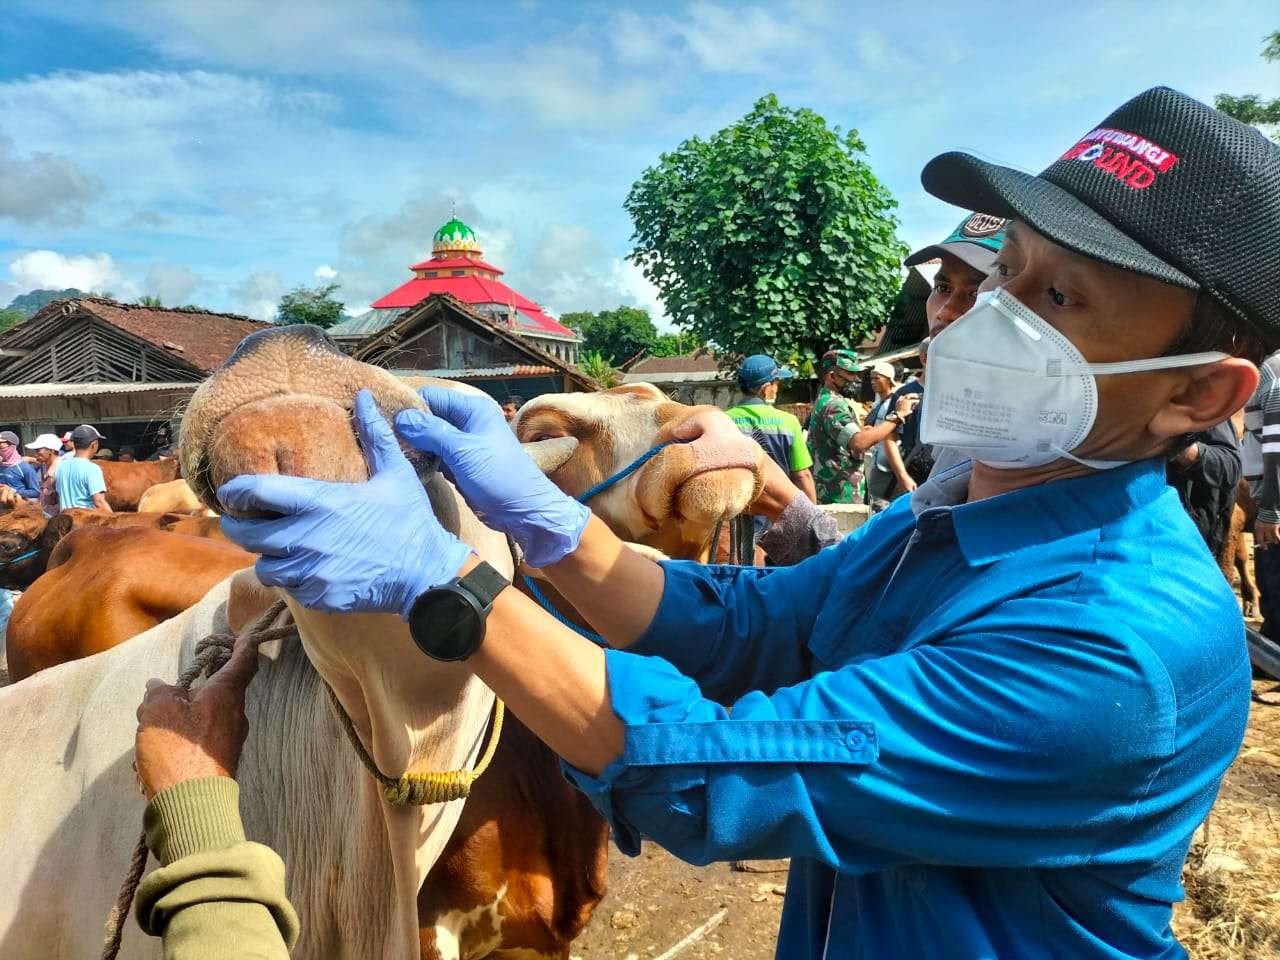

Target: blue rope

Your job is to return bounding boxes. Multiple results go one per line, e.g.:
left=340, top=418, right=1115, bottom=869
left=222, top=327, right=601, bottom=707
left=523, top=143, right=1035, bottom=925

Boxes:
left=0, top=548, right=38, bottom=566
left=522, top=574, right=605, bottom=646
left=575, top=442, right=673, bottom=503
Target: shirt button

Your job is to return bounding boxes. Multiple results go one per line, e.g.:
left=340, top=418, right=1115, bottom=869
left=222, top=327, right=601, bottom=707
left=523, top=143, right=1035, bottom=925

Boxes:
left=845, top=729, right=868, bottom=751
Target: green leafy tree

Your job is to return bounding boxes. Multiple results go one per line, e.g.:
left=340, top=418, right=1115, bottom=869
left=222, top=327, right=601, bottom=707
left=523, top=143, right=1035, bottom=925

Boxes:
left=626, top=94, right=906, bottom=364
left=1215, top=30, right=1280, bottom=141
left=576, top=350, right=621, bottom=387
left=560, top=305, right=658, bottom=365
left=650, top=332, right=692, bottom=357
left=276, top=281, right=345, bottom=329
left=0, top=309, right=25, bottom=334
left=137, top=294, right=163, bottom=308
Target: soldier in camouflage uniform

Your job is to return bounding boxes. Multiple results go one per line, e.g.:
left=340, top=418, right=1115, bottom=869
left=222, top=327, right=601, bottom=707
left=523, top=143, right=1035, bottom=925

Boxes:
left=808, top=349, right=865, bottom=504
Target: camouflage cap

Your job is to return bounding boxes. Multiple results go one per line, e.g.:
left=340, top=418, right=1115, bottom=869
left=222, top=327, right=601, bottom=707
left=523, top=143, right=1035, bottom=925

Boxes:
left=820, top=349, right=861, bottom=374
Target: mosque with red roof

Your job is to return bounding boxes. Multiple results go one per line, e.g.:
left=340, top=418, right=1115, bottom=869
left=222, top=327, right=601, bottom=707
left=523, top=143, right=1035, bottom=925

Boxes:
left=330, top=217, right=581, bottom=363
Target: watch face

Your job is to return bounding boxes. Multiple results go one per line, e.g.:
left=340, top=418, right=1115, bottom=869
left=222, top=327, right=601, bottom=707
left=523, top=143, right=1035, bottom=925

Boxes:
left=410, top=589, right=483, bottom=661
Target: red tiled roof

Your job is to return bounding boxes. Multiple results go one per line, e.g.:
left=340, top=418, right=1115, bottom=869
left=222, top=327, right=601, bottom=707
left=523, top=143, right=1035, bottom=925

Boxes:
left=372, top=275, right=577, bottom=338
left=78, top=299, right=269, bottom=373
left=408, top=256, right=504, bottom=274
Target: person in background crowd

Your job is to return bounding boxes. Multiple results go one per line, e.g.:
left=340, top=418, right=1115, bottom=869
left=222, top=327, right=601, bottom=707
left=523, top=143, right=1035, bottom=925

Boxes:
left=881, top=339, right=930, bottom=498
left=725, top=354, right=816, bottom=503
left=0, top=431, right=40, bottom=501
left=58, top=432, right=75, bottom=460
left=148, top=425, right=178, bottom=461
left=24, top=433, right=63, bottom=516
left=93, top=447, right=116, bottom=461
left=1166, top=425, right=1241, bottom=559
left=1245, top=350, right=1280, bottom=703
left=807, top=350, right=867, bottom=504
left=899, top=214, right=1009, bottom=482
left=118, top=446, right=137, bottom=462
left=56, top=424, right=111, bottom=513
left=862, top=361, right=899, bottom=510
left=501, top=396, right=524, bottom=424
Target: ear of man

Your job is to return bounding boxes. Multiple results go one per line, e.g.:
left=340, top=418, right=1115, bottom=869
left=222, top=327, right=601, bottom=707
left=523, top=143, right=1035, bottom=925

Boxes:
left=1146, top=358, right=1260, bottom=441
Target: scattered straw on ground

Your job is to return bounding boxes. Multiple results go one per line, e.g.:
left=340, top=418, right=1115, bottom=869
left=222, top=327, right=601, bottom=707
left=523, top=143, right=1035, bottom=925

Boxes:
left=1172, top=679, right=1280, bottom=959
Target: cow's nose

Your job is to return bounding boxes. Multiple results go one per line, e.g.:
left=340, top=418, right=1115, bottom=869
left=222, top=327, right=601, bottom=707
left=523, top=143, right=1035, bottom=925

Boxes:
left=671, top=410, right=762, bottom=474
left=225, top=324, right=344, bottom=369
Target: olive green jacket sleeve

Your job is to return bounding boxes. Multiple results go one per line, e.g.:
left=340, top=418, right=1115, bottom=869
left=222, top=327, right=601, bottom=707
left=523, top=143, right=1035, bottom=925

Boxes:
left=135, top=776, right=300, bottom=959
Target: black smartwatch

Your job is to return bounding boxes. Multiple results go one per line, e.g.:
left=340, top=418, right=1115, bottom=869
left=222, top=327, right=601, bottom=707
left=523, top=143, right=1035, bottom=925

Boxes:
left=406, top=561, right=510, bottom=661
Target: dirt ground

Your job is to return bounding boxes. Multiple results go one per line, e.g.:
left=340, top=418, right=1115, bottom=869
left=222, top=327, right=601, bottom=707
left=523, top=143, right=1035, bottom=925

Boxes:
left=573, top=680, right=1280, bottom=960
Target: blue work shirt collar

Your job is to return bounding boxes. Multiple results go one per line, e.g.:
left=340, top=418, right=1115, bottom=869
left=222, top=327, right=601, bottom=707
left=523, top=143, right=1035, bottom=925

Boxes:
left=910, top=456, right=1171, bottom=567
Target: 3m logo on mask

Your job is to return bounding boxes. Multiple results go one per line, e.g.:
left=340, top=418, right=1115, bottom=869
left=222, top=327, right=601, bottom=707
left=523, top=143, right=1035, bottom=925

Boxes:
left=1059, top=127, right=1180, bottom=190
left=1038, top=409, right=1068, bottom=427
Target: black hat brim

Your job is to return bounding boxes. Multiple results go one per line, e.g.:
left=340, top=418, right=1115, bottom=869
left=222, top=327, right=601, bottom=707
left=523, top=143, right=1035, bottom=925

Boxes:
left=921, top=152, right=1198, bottom=291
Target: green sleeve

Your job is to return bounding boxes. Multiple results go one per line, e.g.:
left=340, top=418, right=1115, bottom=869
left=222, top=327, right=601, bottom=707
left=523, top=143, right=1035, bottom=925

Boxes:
left=135, top=777, right=300, bottom=959
left=788, top=414, right=814, bottom=472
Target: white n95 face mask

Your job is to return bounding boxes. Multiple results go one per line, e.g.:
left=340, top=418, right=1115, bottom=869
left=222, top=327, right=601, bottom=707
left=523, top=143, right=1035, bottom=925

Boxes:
left=920, top=288, right=1228, bottom=470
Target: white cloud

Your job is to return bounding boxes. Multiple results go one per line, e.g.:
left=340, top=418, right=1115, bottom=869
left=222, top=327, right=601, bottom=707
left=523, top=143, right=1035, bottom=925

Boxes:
left=230, top=271, right=285, bottom=321
left=144, top=264, right=203, bottom=305
left=523, top=224, right=671, bottom=327
left=314, top=264, right=338, bottom=281
left=0, top=136, right=102, bottom=225
left=7, top=250, right=126, bottom=296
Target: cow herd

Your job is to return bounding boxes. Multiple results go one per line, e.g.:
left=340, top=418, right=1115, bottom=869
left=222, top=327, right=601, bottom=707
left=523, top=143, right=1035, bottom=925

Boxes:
left=0, top=325, right=766, bottom=959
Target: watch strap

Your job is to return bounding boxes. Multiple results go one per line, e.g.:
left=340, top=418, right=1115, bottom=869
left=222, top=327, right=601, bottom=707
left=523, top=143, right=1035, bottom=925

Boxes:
left=458, top=560, right=509, bottom=609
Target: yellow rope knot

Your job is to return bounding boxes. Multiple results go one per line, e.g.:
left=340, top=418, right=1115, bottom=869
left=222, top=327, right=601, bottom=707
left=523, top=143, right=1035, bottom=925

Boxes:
left=325, top=683, right=505, bottom=807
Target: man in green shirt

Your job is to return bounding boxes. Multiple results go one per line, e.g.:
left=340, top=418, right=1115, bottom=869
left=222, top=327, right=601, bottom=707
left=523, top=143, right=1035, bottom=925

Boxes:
left=808, top=349, right=866, bottom=504
left=724, top=354, right=816, bottom=503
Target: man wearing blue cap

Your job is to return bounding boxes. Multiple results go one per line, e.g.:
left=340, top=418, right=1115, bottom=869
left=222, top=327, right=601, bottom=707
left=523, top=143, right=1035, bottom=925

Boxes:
left=724, top=354, right=815, bottom=503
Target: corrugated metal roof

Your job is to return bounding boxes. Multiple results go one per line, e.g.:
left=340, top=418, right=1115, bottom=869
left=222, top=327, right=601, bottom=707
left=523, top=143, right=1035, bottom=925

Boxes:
left=0, top=381, right=197, bottom=398
left=391, top=366, right=556, bottom=379
left=329, top=307, right=408, bottom=337
left=623, top=370, right=729, bottom=384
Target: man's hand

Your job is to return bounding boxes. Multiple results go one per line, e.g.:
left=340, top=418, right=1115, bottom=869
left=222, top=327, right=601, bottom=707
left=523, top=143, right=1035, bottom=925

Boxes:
left=1173, top=442, right=1200, bottom=468
left=894, top=393, right=920, bottom=419
left=134, top=635, right=260, bottom=801
left=1256, top=519, right=1280, bottom=548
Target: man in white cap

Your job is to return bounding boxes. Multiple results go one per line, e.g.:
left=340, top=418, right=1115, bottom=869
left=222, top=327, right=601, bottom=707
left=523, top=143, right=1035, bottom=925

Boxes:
left=55, top=424, right=111, bottom=513
left=24, top=433, right=64, bottom=516
left=861, top=360, right=899, bottom=508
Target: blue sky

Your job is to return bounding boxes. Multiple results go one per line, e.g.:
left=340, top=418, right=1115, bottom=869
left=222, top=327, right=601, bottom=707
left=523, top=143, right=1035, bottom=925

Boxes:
left=0, top=1, right=1275, bottom=327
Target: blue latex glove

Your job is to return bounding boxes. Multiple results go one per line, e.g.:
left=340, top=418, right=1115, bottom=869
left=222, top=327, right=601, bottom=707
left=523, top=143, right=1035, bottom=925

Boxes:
left=218, top=390, right=473, bottom=618
left=395, top=387, right=590, bottom=568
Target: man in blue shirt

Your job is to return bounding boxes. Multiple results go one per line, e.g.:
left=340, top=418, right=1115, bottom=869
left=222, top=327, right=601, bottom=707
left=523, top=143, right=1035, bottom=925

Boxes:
left=218, top=89, right=1276, bottom=959
left=55, top=424, right=112, bottom=513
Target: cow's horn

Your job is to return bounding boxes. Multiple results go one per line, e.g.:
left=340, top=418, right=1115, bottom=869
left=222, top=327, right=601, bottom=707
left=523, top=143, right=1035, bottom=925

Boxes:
left=521, top=436, right=578, bottom=474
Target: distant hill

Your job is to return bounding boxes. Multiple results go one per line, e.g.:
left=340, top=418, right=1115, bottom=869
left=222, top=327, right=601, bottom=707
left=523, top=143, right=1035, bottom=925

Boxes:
left=5, top=288, right=85, bottom=319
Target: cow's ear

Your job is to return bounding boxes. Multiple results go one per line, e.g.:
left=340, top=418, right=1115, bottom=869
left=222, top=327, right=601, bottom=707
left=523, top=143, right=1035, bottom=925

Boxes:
left=39, top=514, right=75, bottom=552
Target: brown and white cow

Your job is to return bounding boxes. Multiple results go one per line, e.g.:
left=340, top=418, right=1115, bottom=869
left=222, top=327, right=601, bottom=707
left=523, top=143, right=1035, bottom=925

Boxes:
left=418, top=383, right=766, bottom=959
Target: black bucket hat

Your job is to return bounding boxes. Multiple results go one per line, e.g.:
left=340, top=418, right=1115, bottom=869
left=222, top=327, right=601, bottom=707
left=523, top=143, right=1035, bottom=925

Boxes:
left=921, top=86, right=1280, bottom=345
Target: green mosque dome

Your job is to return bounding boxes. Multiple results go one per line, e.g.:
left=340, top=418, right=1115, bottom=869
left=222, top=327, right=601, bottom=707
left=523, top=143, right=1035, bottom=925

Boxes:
left=432, top=217, right=482, bottom=256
